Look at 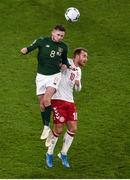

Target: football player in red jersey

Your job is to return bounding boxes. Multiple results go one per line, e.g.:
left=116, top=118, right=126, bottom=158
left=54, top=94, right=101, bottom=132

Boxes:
left=45, top=48, right=88, bottom=168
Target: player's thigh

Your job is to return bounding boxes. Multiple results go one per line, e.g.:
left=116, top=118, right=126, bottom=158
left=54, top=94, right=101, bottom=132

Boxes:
left=38, top=94, right=44, bottom=102
left=53, top=123, right=64, bottom=134
left=51, top=100, right=67, bottom=124
left=44, top=73, right=61, bottom=105
left=43, top=87, right=56, bottom=106
left=66, top=103, right=77, bottom=133
left=46, top=72, right=61, bottom=91
left=67, top=121, right=77, bottom=133
left=67, top=103, right=77, bottom=121
left=35, top=73, right=47, bottom=96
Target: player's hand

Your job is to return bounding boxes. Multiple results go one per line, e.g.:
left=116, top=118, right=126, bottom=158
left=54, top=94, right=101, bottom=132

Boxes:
left=20, top=47, right=28, bottom=54
left=61, top=64, right=67, bottom=72
left=75, top=80, right=80, bottom=86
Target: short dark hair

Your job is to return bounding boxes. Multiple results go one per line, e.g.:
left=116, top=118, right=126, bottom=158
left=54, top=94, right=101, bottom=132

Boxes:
left=73, top=47, right=88, bottom=58
left=54, top=25, right=66, bottom=32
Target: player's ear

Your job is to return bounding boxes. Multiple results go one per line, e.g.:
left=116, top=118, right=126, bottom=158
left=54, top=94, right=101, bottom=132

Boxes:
left=51, top=30, right=54, bottom=35
left=75, top=54, right=79, bottom=59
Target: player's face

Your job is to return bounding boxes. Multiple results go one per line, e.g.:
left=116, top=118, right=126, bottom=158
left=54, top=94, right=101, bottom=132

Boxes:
left=52, top=30, right=65, bottom=42
left=78, top=51, right=88, bottom=66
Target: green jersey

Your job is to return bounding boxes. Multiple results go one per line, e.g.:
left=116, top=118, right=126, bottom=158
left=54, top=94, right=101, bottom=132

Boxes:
left=27, top=37, right=70, bottom=75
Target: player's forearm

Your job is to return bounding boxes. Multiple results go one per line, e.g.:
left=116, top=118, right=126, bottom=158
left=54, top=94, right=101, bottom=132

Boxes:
left=21, top=45, right=37, bottom=55
left=74, top=80, right=82, bottom=91
left=26, top=44, right=37, bottom=53
left=62, top=51, right=70, bottom=68
left=62, top=58, right=71, bottom=68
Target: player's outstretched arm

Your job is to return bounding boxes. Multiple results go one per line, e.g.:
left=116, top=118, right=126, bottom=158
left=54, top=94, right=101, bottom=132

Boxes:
left=20, top=37, right=42, bottom=55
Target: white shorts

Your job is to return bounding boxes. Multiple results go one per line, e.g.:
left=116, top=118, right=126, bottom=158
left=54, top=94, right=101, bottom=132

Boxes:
left=35, top=72, right=61, bottom=96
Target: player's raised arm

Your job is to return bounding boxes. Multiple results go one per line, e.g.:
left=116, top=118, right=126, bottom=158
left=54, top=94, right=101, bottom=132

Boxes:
left=20, top=37, right=43, bottom=55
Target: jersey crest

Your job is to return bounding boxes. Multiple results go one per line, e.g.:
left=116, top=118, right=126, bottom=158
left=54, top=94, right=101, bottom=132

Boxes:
left=58, top=47, right=63, bottom=53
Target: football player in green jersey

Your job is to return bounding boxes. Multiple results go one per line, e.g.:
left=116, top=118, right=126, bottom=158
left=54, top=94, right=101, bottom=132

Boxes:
left=21, top=25, right=70, bottom=140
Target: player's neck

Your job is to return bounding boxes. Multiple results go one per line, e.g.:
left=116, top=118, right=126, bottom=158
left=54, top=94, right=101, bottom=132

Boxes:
left=51, top=36, right=57, bottom=42
left=51, top=36, right=60, bottom=43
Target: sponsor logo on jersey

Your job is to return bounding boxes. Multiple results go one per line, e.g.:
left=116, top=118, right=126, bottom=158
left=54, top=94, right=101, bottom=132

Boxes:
left=53, top=107, right=60, bottom=119
left=57, top=51, right=61, bottom=56
left=45, top=44, right=50, bottom=48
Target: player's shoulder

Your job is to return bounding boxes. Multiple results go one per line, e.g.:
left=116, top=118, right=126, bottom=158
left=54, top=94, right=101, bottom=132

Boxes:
left=34, top=36, right=44, bottom=44
left=77, top=66, right=81, bottom=74
left=60, top=41, right=68, bottom=49
left=69, top=59, right=81, bottom=75
left=68, top=59, right=81, bottom=70
left=77, top=65, right=81, bottom=72
left=36, top=36, right=51, bottom=46
left=38, top=36, right=53, bottom=41
left=35, top=36, right=44, bottom=41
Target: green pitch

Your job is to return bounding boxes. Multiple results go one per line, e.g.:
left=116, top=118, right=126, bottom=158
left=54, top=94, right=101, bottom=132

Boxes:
left=0, top=0, right=130, bottom=178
